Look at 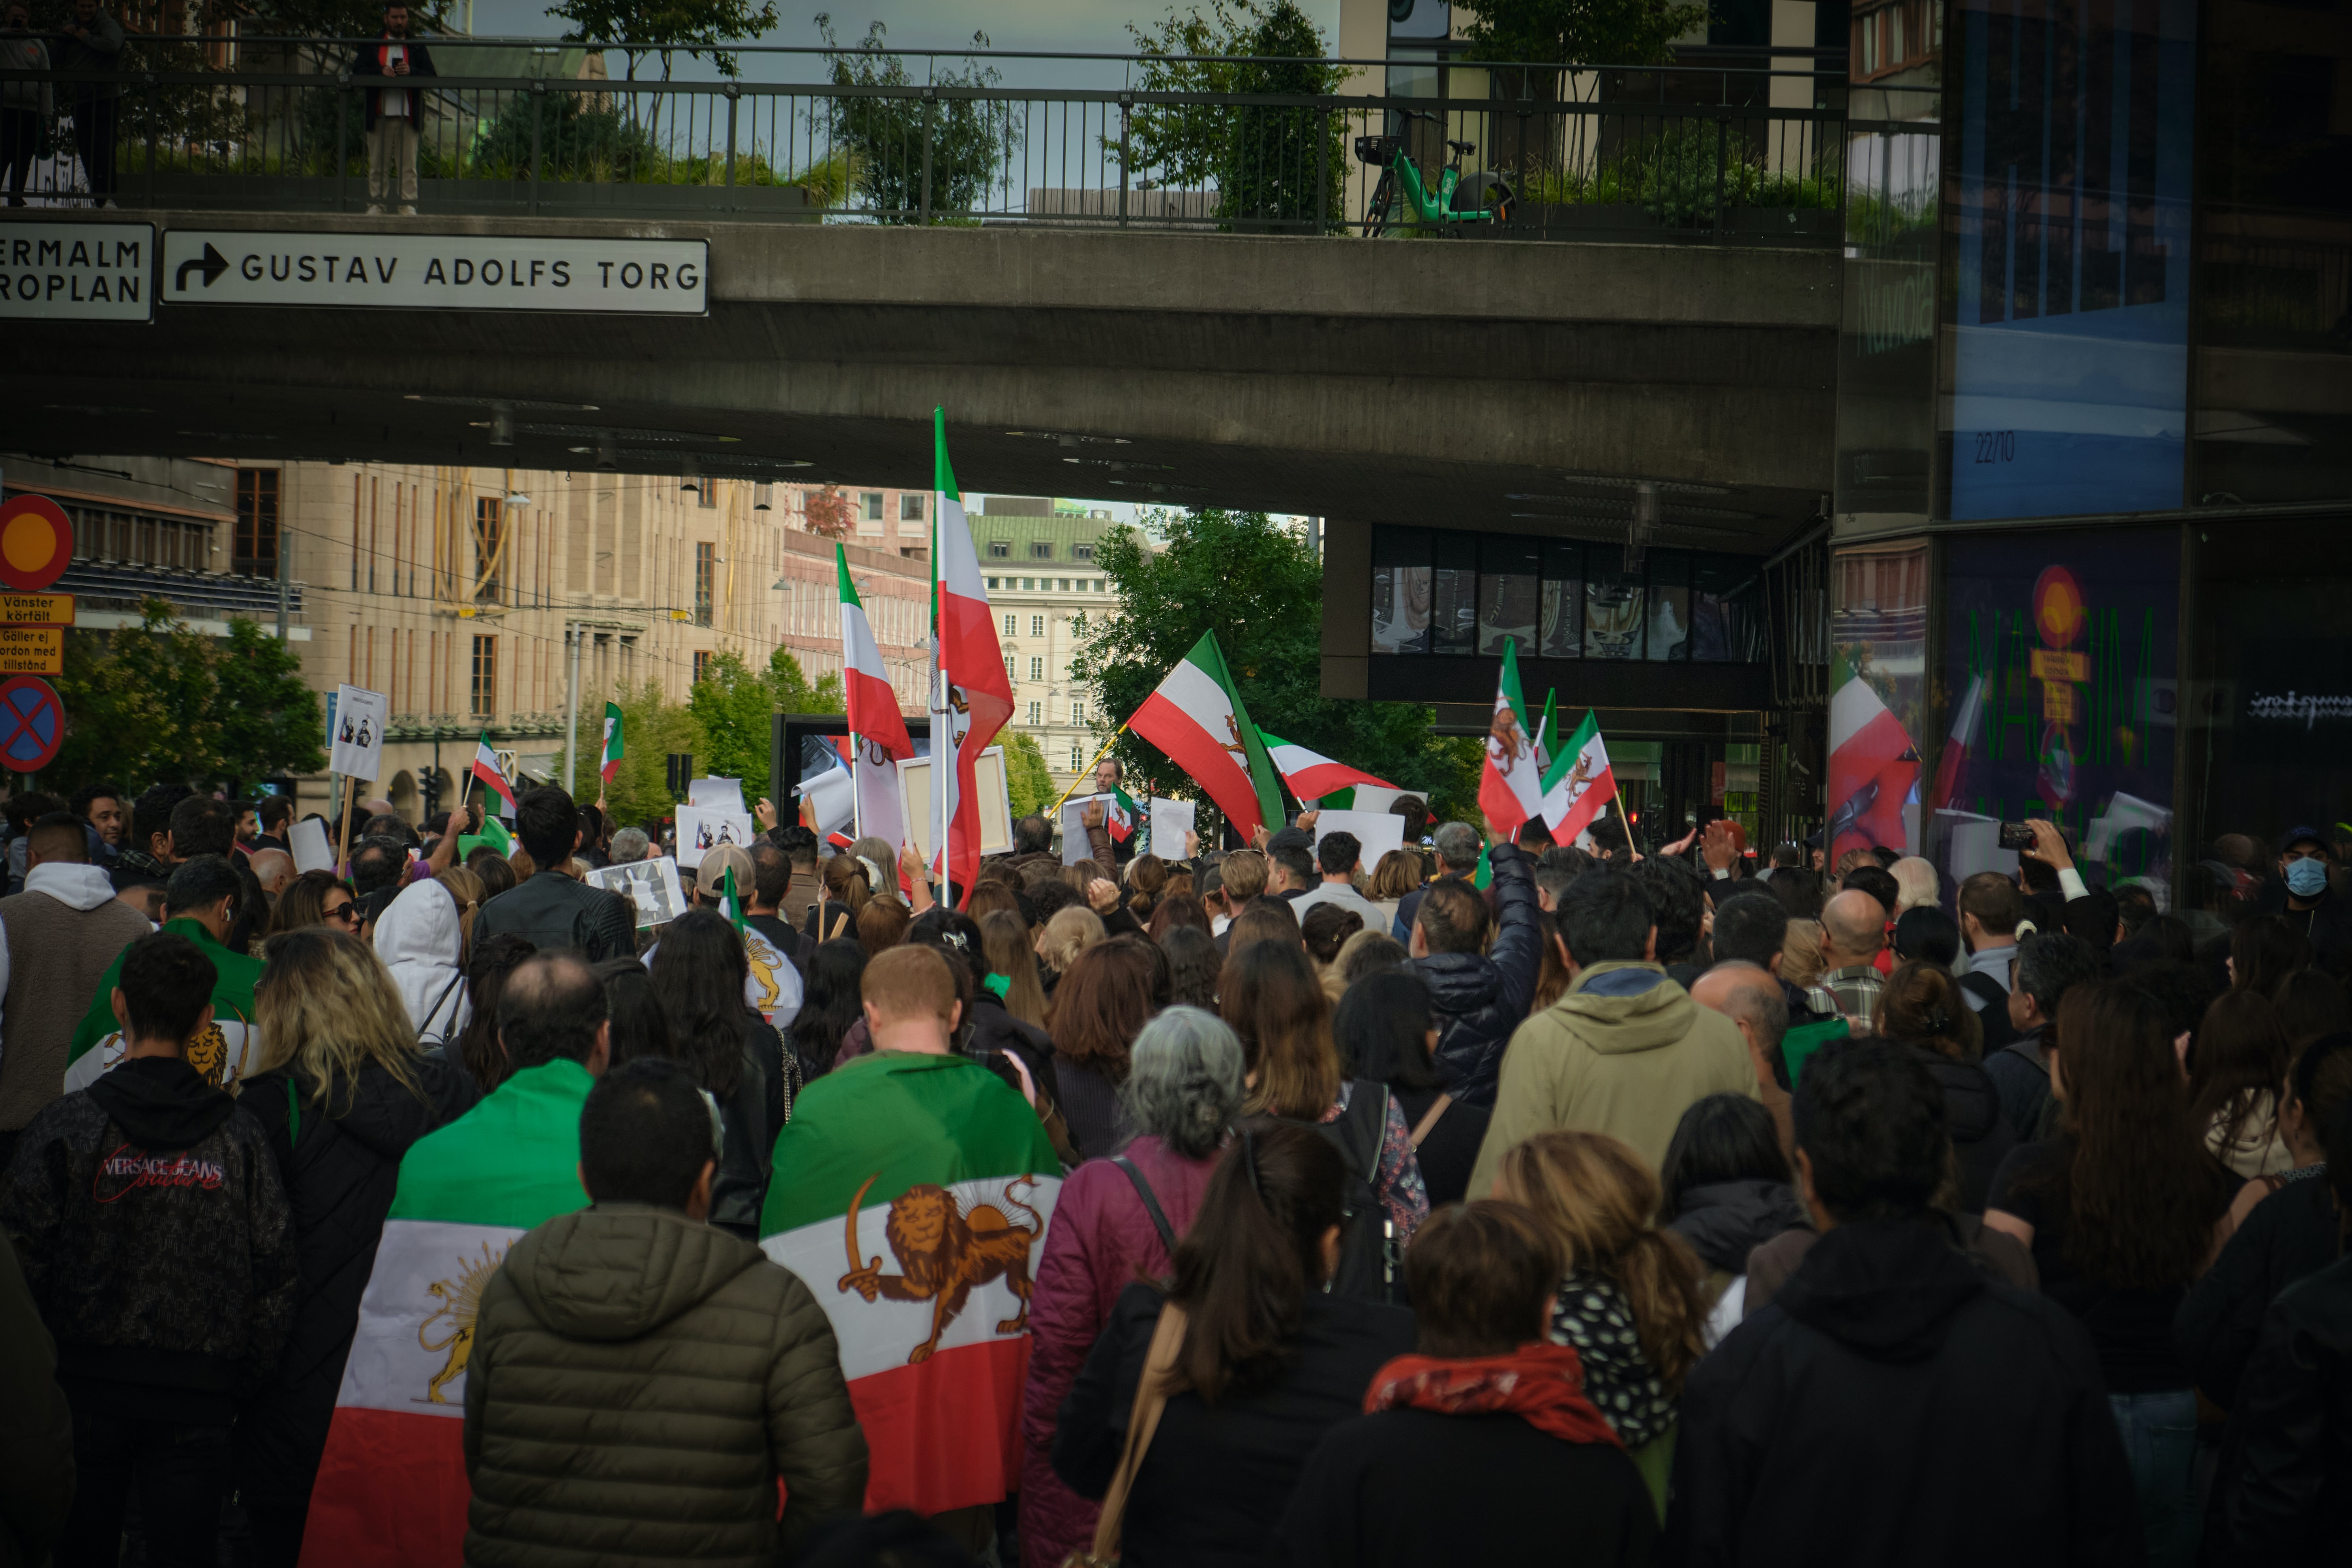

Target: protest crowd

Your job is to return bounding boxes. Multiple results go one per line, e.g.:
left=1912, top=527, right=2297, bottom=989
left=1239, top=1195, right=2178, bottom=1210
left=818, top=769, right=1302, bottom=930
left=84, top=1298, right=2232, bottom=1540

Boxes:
left=3, top=762, right=2352, bottom=1568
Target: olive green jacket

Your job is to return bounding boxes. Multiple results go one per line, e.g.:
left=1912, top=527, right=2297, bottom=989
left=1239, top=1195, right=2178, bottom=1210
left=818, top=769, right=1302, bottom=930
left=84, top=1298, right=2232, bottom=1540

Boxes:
left=463, top=1203, right=868, bottom=1566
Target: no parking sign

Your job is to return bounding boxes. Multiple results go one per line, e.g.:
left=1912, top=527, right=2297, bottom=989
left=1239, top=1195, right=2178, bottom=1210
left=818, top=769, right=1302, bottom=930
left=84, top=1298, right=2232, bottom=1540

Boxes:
left=0, top=674, right=65, bottom=773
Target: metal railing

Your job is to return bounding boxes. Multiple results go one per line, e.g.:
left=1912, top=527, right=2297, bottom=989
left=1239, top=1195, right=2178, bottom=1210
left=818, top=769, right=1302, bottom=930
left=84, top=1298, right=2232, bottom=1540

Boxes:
left=2, top=39, right=1851, bottom=244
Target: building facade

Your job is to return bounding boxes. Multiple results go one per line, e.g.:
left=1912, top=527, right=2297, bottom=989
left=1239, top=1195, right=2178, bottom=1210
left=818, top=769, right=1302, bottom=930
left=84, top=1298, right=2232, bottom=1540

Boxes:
left=974, top=497, right=1121, bottom=794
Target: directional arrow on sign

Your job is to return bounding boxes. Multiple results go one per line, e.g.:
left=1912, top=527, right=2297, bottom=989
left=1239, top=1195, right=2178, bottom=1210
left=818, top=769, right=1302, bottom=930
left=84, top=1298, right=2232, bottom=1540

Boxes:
left=174, top=242, right=228, bottom=292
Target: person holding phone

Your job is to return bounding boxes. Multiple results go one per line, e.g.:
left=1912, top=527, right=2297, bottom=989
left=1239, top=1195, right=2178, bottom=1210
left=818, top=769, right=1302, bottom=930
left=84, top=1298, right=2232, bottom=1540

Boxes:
left=352, top=2, right=434, bottom=216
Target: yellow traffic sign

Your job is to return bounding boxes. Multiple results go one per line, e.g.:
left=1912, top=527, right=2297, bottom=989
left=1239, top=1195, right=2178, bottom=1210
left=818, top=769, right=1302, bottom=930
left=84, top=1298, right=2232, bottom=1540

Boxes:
left=0, top=626, right=63, bottom=673
left=0, top=593, right=72, bottom=627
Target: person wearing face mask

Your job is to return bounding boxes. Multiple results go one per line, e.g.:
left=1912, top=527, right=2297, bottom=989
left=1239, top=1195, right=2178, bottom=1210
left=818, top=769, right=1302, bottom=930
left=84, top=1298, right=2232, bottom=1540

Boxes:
left=2258, top=825, right=2352, bottom=974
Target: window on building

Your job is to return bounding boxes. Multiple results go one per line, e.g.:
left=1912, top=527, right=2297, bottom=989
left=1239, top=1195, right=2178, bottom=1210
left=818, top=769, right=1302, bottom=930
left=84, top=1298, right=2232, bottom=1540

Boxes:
left=1072, top=700, right=1086, bottom=723
left=470, top=635, right=497, bottom=716
left=694, top=542, right=715, bottom=627
left=1073, top=543, right=1095, bottom=561
left=862, top=492, right=885, bottom=521
left=1004, top=654, right=1016, bottom=680
left=1030, top=541, right=1053, bottom=560
left=1029, top=656, right=1044, bottom=680
left=1003, top=612, right=1016, bottom=637
left=234, top=468, right=278, bottom=576
left=988, top=539, right=1009, bottom=558
left=1070, top=742, right=1085, bottom=770
left=473, top=496, right=503, bottom=604
left=1030, top=614, right=1045, bottom=636
left=693, top=650, right=713, bottom=683
left=987, top=576, right=1000, bottom=590
left=1027, top=700, right=1041, bottom=723
left=900, top=494, right=925, bottom=521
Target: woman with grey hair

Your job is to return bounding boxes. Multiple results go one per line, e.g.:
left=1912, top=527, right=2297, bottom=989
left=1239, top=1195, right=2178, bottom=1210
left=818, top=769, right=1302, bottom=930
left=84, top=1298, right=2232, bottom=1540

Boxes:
left=1018, top=1006, right=1243, bottom=1568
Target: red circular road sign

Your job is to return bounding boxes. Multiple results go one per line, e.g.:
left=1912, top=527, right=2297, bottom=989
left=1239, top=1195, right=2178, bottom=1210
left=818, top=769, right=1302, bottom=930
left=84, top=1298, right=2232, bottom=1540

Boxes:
left=0, top=676, right=65, bottom=773
left=0, top=495, right=74, bottom=592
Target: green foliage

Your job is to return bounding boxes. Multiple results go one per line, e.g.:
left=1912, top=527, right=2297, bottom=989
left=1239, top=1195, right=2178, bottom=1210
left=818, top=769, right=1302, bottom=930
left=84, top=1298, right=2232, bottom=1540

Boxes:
left=811, top=16, right=1019, bottom=220
left=1070, top=511, right=1483, bottom=829
left=1516, top=126, right=1841, bottom=220
left=50, top=601, right=322, bottom=793
left=585, top=678, right=705, bottom=830
left=1002, top=732, right=1057, bottom=820
left=1123, top=0, right=1355, bottom=232
left=578, top=646, right=845, bottom=827
left=464, top=91, right=664, bottom=179
left=546, top=0, right=780, bottom=79
left=686, top=650, right=778, bottom=802
left=1461, top=0, right=1709, bottom=68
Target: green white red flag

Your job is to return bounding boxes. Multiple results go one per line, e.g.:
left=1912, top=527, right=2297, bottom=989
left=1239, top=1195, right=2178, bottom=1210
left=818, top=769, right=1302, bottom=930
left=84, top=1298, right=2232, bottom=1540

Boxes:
left=760, top=1053, right=1061, bottom=1516
left=840, top=541, right=913, bottom=848
left=469, top=733, right=516, bottom=819
left=298, top=1060, right=595, bottom=1568
left=1477, top=641, right=1545, bottom=835
left=1104, top=785, right=1139, bottom=845
left=1260, top=731, right=1397, bottom=803
left=1127, top=629, right=1283, bottom=839
left=1542, top=707, right=1618, bottom=843
left=600, top=701, right=625, bottom=784
left=930, top=412, right=1013, bottom=899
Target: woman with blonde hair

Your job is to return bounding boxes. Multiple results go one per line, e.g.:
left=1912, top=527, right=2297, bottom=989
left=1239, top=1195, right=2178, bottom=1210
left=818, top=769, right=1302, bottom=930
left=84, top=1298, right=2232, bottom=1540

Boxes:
left=1037, top=904, right=1106, bottom=993
left=981, top=908, right=1049, bottom=1028
left=234, top=927, right=482, bottom=1560
left=1496, top=1128, right=1713, bottom=1518
left=1364, top=849, right=1421, bottom=929
left=435, top=864, right=486, bottom=953
left=1780, top=918, right=1829, bottom=990
left=1890, top=856, right=1941, bottom=913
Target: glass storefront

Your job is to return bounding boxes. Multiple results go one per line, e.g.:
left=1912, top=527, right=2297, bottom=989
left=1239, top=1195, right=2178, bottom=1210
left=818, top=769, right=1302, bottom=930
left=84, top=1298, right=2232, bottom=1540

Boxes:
left=1828, top=540, right=1929, bottom=859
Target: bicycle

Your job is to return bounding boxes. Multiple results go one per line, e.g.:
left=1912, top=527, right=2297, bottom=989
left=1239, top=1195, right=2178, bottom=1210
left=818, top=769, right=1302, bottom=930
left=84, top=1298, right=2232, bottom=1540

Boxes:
left=1355, top=110, right=1515, bottom=237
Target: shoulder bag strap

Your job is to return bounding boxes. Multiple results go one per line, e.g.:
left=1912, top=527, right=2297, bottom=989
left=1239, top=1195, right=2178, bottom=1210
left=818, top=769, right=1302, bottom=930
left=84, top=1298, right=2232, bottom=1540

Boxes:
left=1112, top=1155, right=1179, bottom=1254
left=1407, top=1092, right=1452, bottom=1151
left=419, top=970, right=466, bottom=1044
left=1086, top=1302, right=1189, bottom=1566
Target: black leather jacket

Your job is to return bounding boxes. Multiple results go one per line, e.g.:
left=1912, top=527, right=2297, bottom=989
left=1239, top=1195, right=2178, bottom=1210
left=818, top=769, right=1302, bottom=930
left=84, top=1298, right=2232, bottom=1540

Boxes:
left=2229, top=1250, right=2352, bottom=1558
left=1405, top=842, right=1542, bottom=1110
left=475, top=869, right=635, bottom=963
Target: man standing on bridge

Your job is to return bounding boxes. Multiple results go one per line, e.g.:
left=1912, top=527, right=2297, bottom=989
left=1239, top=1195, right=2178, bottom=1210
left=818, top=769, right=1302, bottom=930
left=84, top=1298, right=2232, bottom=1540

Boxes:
left=353, top=3, right=435, bottom=217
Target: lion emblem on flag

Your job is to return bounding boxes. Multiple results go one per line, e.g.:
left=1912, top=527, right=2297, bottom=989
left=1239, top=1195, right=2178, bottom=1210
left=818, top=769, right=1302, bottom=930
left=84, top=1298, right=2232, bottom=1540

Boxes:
left=418, top=1241, right=506, bottom=1404
left=839, top=1175, right=1042, bottom=1365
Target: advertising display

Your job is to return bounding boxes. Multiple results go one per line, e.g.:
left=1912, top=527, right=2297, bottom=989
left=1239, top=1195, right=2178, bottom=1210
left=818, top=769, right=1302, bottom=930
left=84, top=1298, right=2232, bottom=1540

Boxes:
left=1827, top=543, right=1930, bottom=862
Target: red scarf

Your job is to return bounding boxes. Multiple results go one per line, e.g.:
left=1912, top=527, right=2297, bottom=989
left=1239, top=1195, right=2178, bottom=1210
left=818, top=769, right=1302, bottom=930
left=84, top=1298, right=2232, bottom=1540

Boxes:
left=1365, top=1341, right=1621, bottom=1448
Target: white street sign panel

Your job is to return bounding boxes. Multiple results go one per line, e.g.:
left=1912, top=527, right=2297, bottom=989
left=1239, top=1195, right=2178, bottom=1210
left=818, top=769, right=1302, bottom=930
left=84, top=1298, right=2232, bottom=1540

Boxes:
left=0, top=223, right=156, bottom=320
left=330, top=684, right=389, bottom=781
left=161, top=230, right=707, bottom=313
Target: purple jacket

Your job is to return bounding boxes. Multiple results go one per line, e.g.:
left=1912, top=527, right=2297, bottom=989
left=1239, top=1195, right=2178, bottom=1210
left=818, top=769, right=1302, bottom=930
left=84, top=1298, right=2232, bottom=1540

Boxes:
left=1018, top=1134, right=1224, bottom=1568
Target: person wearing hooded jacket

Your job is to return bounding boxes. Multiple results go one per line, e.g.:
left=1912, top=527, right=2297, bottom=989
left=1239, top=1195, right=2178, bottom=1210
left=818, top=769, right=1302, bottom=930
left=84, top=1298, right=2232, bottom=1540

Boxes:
left=232, top=926, right=480, bottom=1568
left=463, top=1058, right=868, bottom=1565
left=373, top=876, right=472, bottom=1047
left=1667, top=1039, right=2142, bottom=1568
left=0, top=930, right=299, bottom=1568
left=1404, top=836, right=1541, bottom=1110
left=1871, top=961, right=2015, bottom=1213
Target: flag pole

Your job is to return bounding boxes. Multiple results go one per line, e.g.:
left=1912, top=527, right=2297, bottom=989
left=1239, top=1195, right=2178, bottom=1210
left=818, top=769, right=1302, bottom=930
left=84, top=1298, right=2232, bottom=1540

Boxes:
left=1049, top=721, right=1130, bottom=821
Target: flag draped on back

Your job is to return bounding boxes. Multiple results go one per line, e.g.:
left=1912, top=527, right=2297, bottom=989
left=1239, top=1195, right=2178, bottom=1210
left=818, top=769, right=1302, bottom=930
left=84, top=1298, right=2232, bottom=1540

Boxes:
left=1261, top=731, right=1398, bottom=803
left=66, top=918, right=263, bottom=1093
left=298, top=1060, right=595, bottom=1568
left=760, top=1054, right=1061, bottom=1516
left=600, top=701, right=625, bottom=785
left=930, top=412, right=1013, bottom=900
left=469, top=734, right=517, bottom=819
left=1542, top=707, right=1618, bottom=843
left=1477, top=642, right=1545, bottom=835
left=840, top=542, right=913, bottom=850
left=1127, top=629, right=1283, bottom=839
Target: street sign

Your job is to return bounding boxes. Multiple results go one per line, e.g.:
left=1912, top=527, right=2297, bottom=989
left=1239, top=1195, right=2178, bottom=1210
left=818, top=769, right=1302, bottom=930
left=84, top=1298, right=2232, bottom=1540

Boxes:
left=0, top=495, right=74, bottom=592
left=160, top=230, right=709, bottom=315
left=0, top=674, right=64, bottom=772
left=0, top=222, right=156, bottom=321
left=0, top=627, right=63, bottom=674
left=0, top=593, right=73, bottom=626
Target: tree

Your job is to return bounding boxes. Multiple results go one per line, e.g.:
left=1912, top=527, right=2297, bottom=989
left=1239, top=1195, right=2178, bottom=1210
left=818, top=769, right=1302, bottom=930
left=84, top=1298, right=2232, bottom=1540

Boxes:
left=1462, top=0, right=1707, bottom=67
left=52, top=600, right=225, bottom=792
left=212, top=619, right=328, bottom=789
left=546, top=0, right=780, bottom=80
left=581, top=678, right=706, bottom=830
left=812, top=16, right=1020, bottom=220
left=804, top=485, right=855, bottom=540
left=1070, top=511, right=1483, bottom=827
left=1002, top=731, right=1057, bottom=820
left=687, top=650, right=778, bottom=802
left=1123, top=0, right=1354, bottom=232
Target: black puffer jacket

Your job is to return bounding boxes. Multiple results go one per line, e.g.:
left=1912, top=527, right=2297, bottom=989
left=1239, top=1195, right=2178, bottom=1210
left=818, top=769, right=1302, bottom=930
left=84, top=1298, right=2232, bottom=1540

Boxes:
left=1668, top=1178, right=1809, bottom=1276
left=1900, top=1043, right=2015, bottom=1214
left=1406, top=843, right=1541, bottom=1110
left=234, top=1057, right=480, bottom=1511
left=2228, top=1250, right=2352, bottom=1558
left=711, top=1008, right=798, bottom=1241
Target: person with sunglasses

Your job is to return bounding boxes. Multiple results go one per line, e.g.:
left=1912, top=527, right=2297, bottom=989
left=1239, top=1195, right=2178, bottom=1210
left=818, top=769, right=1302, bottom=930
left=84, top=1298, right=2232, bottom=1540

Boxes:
left=270, top=871, right=359, bottom=936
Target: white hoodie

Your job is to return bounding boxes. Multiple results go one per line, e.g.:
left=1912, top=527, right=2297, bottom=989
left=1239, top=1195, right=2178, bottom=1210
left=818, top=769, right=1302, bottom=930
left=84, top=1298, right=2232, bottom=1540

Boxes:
left=0, top=861, right=139, bottom=1068
left=374, top=878, right=470, bottom=1045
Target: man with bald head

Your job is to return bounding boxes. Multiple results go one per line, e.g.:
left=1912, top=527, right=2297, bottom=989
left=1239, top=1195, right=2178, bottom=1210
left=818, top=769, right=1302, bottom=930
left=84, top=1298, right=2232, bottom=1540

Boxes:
left=1816, top=888, right=1888, bottom=1031
left=1691, top=960, right=1795, bottom=1153
left=247, top=847, right=295, bottom=904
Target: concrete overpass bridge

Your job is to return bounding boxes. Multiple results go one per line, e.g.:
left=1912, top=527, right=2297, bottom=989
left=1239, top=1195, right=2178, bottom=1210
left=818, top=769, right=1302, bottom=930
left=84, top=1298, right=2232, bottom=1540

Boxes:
left=6, top=210, right=1838, bottom=551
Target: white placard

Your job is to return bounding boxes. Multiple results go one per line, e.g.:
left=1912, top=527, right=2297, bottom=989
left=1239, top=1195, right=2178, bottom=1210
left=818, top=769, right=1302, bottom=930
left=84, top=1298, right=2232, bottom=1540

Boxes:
left=586, top=856, right=688, bottom=928
left=160, top=230, right=708, bottom=315
left=689, top=777, right=745, bottom=812
left=1061, top=793, right=1124, bottom=866
left=1344, top=783, right=1406, bottom=816
left=797, top=765, right=855, bottom=839
left=1312, top=808, right=1406, bottom=870
left=674, top=806, right=754, bottom=870
left=1149, top=797, right=1196, bottom=857
left=329, top=684, right=388, bottom=781
left=899, top=748, right=1014, bottom=869
left=0, top=222, right=156, bottom=320
left=289, top=817, right=335, bottom=874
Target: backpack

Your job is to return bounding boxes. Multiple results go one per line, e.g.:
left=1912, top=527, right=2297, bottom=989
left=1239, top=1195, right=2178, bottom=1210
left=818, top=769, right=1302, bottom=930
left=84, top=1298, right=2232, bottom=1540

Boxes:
left=1958, top=970, right=2020, bottom=1053
left=1308, top=1080, right=1408, bottom=1308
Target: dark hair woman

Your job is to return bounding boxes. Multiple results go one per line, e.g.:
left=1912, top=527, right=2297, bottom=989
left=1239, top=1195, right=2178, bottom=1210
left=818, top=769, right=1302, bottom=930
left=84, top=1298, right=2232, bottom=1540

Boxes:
left=2271, top=968, right=2349, bottom=1050
left=1985, top=980, right=2239, bottom=1566
left=1333, top=968, right=1488, bottom=1207
left=448, top=932, right=535, bottom=1092
left=1048, top=934, right=1167, bottom=1159
left=804, top=852, right=870, bottom=944
left=2190, top=989, right=2292, bottom=1178
left=1274, top=1200, right=1656, bottom=1566
left=647, top=908, right=799, bottom=1239
left=1872, top=961, right=2014, bottom=1211
left=1161, top=924, right=1220, bottom=1010
left=1224, top=940, right=1429, bottom=1255
left=270, top=869, right=358, bottom=936
left=1051, top=1121, right=1416, bottom=1566
left=1145, top=892, right=1211, bottom=942
left=1658, top=1094, right=1807, bottom=1339
left=907, top=906, right=1059, bottom=1122
left=2230, top=916, right=2310, bottom=1000
left=979, top=907, right=1049, bottom=1028
left=789, top=937, right=866, bottom=1081
left=594, top=955, right=672, bottom=1068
